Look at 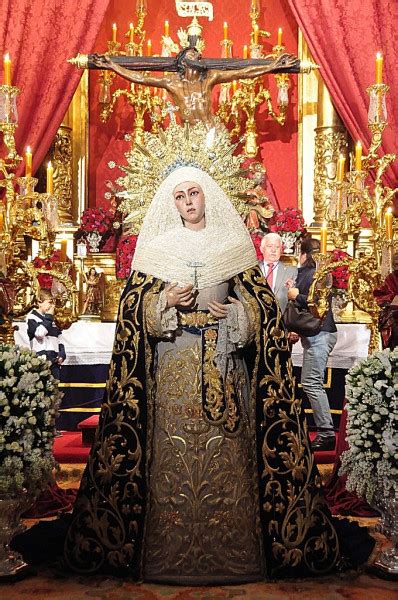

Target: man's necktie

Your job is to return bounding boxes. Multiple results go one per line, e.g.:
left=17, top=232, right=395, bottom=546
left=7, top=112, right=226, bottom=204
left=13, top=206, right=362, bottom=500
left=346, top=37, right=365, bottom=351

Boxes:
left=266, top=263, right=274, bottom=289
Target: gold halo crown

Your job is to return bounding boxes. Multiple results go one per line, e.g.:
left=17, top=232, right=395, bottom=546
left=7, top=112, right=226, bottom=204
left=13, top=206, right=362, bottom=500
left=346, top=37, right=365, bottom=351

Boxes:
left=116, top=122, right=262, bottom=234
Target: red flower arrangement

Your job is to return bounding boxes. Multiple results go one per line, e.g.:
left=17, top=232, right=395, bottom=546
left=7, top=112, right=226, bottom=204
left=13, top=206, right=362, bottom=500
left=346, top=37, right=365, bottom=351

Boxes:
left=116, top=235, right=138, bottom=279
left=268, top=208, right=306, bottom=237
left=32, top=250, right=72, bottom=289
left=80, top=207, right=114, bottom=235
left=330, top=248, right=352, bottom=290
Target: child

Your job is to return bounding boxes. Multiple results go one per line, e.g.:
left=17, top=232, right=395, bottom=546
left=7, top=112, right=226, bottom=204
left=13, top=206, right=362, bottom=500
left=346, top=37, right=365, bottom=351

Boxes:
left=27, top=288, right=66, bottom=380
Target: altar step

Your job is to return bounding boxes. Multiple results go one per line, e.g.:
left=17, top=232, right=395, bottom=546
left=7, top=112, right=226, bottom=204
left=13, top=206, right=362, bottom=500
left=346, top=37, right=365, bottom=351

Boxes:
left=55, top=415, right=339, bottom=466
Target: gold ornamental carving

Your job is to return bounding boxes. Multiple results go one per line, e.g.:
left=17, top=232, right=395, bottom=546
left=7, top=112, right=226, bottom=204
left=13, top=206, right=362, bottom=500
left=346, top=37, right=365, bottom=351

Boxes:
left=52, top=125, right=73, bottom=223
left=313, top=129, right=347, bottom=223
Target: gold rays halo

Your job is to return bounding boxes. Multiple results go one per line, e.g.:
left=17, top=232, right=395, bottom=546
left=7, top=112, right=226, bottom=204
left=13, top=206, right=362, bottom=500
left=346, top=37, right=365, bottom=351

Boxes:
left=116, top=121, right=262, bottom=234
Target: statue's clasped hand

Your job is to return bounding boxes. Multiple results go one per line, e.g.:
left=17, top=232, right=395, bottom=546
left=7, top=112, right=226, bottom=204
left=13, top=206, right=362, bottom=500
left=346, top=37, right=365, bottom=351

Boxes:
left=165, top=283, right=195, bottom=309
left=208, top=296, right=241, bottom=319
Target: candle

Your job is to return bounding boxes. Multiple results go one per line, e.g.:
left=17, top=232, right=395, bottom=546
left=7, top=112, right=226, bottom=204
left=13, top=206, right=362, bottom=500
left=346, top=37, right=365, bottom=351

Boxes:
left=129, top=23, right=134, bottom=43
left=243, top=45, right=248, bottom=59
left=25, top=146, right=32, bottom=177
left=3, top=53, right=11, bottom=86
left=147, top=39, right=152, bottom=56
left=385, top=208, right=393, bottom=241
left=223, top=21, right=228, bottom=40
left=112, top=23, right=117, bottom=43
left=60, top=240, right=67, bottom=262
left=253, top=24, right=259, bottom=45
left=355, top=141, right=362, bottom=171
left=47, top=161, right=54, bottom=194
left=336, top=154, right=346, bottom=182
left=164, top=20, right=169, bottom=37
left=320, top=221, right=327, bottom=254
left=277, top=28, right=283, bottom=46
left=376, top=52, right=383, bottom=85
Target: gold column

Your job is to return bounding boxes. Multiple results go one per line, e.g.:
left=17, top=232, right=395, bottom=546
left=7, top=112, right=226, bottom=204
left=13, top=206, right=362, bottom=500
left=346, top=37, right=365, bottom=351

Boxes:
left=313, top=82, right=347, bottom=224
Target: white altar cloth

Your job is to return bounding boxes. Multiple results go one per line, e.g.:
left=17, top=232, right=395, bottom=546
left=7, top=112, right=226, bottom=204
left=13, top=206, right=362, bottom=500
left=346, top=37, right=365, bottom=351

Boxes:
left=14, top=321, right=371, bottom=369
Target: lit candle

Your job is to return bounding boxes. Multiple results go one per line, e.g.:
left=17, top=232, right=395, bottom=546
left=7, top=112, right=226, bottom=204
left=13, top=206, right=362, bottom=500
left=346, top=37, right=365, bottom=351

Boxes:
left=277, top=27, right=283, bottom=46
left=3, top=53, right=11, bottom=86
left=253, top=24, right=259, bottom=45
left=112, top=23, right=117, bottom=43
left=223, top=21, right=228, bottom=40
left=164, top=20, right=169, bottom=37
left=376, top=52, right=383, bottom=85
left=25, top=146, right=32, bottom=177
left=336, top=154, right=346, bottom=182
left=385, top=208, right=393, bottom=241
left=60, top=240, right=67, bottom=262
left=129, top=23, right=134, bottom=43
left=243, top=45, right=248, bottom=59
left=320, top=221, right=327, bottom=254
left=355, top=141, right=362, bottom=171
left=147, top=39, right=152, bottom=56
left=46, top=161, right=54, bottom=194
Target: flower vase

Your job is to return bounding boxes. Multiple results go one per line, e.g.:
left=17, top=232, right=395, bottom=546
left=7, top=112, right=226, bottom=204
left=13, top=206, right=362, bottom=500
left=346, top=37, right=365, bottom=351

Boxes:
left=281, top=232, right=296, bottom=255
left=0, top=489, right=30, bottom=577
left=86, top=231, right=102, bottom=253
left=370, top=487, right=398, bottom=578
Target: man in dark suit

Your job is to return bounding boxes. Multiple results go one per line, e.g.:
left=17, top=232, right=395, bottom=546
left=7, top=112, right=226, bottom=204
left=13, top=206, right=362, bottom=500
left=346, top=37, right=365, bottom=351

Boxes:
left=259, top=233, right=297, bottom=315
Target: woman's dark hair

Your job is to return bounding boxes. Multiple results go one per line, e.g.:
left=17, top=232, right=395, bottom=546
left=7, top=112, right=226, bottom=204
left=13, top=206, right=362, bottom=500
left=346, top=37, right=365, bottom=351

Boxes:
left=300, top=237, right=320, bottom=269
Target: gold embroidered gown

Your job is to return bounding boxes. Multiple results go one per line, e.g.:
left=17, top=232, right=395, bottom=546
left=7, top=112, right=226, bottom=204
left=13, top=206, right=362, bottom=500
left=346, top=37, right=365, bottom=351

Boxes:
left=143, top=282, right=263, bottom=584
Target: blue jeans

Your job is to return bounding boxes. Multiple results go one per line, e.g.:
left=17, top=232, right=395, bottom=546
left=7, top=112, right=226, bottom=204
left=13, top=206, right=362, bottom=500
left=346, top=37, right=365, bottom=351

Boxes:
left=300, top=331, right=337, bottom=438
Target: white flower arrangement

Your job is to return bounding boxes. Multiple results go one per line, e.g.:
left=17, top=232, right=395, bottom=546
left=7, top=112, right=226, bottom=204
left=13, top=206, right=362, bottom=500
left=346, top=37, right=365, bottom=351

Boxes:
left=0, top=343, right=62, bottom=495
left=340, top=347, right=398, bottom=503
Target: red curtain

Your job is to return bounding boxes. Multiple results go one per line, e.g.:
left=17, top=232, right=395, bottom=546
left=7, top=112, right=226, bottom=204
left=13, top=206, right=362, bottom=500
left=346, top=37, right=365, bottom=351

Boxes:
left=287, top=0, right=398, bottom=193
left=0, top=0, right=110, bottom=175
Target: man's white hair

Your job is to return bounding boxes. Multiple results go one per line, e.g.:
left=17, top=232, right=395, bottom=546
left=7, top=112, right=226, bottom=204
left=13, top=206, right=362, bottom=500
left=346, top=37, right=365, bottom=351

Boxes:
left=260, top=232, right=282, bottom=252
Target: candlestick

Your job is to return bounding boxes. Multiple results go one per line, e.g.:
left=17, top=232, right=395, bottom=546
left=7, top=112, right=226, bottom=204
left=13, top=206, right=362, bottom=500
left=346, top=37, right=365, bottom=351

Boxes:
left=147, top=39, right=152, bottom=56
left=3, top=53, right=11, bottom=86
left=164, top=20, right=169, bottom=37
left=243, top=45, right=248, bottom=59
left=336, top=154, right=346, bottom=182
left=112, top=23, right=117, bottom=43
left=223, top=21, right=228, bottom=40
left=277, top=28, right=283, bottom=46
left=385, top=208, right=393, bottom=241
left=25, top=146, right=32, bottom=177
left=129, top=23, right=134, bottom=43
left=47, top=161, right=54, bottom=194
left=355, top=141, right=362, bottom=171
left=60, top=239, right=67, bottom=262
left=376, top=52, right=383, bottom=85
left=253, top=24, right=259, bottom=45
left=320, top=221, right=327, bottom=254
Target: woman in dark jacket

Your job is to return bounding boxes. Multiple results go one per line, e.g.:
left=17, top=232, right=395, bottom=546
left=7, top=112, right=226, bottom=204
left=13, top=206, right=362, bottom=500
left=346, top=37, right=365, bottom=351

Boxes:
left=288, top=238, right=337, bottom=452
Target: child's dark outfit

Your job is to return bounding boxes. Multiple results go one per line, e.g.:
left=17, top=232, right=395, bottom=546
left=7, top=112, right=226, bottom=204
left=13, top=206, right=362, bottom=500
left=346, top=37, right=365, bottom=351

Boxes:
left=27, top=309, right=66, bottom=379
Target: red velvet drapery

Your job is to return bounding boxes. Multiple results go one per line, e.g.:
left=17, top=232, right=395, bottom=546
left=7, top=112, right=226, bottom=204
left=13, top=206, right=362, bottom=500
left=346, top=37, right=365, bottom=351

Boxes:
left=287, top=0, right=398, bottom=192
left=0, top=0, right=111, bottom=175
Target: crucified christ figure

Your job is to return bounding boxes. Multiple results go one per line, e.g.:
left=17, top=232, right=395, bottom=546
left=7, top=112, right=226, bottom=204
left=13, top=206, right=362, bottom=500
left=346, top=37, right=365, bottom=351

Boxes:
left=90, top=47, right=303, bottom=129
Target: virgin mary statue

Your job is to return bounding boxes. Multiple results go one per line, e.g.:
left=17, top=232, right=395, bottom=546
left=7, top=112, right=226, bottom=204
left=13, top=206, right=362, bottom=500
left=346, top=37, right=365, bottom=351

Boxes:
left=64, top=165, right=373, bottom=583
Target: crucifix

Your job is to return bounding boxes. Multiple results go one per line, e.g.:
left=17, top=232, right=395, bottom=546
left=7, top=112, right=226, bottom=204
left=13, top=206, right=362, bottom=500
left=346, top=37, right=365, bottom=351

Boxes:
left=187, top=261, right=205, bottom=288
left=69, top=9, right=316, bottom=130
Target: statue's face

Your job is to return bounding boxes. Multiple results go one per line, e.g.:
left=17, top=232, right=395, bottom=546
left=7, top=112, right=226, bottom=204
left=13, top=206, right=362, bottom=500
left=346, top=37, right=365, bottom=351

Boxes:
left=173, top=181, right=205, bottom=228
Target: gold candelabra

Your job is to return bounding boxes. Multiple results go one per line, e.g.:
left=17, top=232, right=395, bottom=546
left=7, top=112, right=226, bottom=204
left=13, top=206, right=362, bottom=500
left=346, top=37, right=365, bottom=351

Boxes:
left=0, top=82, right=78, bottom=344
left=217, top=4, right=291, bottom=157
left=309, top=80, right=397, bottom=354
